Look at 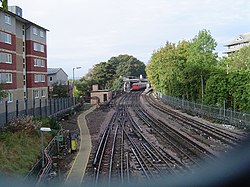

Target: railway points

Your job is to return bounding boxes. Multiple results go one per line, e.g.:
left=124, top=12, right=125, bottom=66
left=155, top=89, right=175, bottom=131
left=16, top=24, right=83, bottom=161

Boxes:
left=29, top=90, right=248, bottom=186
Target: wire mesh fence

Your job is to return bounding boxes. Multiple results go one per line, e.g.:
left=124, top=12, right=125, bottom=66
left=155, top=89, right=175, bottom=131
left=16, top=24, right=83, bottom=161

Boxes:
left=157, top=92, right=250, bottom=127
left=0, top=97, right=78, bottom=127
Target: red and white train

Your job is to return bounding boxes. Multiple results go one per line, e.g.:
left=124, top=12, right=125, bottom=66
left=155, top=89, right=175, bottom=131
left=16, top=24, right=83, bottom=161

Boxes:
left=131, top=82, right=147, bottom=91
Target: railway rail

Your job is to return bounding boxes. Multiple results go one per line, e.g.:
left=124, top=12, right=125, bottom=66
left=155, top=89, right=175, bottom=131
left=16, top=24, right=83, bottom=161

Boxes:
left=83, top=91, right=246, bottom=186
left=144, top=91, right=246, bottom=147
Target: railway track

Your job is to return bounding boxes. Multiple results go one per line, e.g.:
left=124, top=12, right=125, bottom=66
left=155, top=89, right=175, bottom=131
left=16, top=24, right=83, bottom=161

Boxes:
left=130, top=93, right=216, bottom=166
left=83, top=91, right=247, bottom=185
left=88, top=93, right=190, bottom=185
left=144, top=91, right=246, bottom=147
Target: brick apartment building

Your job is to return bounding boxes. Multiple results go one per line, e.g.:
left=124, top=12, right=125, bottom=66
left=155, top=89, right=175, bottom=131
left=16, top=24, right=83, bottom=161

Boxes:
left=0, top=5, right=48, bottom=105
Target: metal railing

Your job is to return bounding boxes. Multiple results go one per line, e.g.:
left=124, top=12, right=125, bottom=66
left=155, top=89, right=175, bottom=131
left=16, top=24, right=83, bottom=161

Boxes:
left=157, top=92, right=250, bottom=127
left=0, top=97, right=78, bottom=127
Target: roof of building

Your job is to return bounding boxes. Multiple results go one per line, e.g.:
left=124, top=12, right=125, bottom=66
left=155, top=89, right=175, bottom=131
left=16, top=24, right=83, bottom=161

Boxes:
left=91, top=89, right=112, bottom=93
left=0, top=7, right=49, bottom=31
left=224, top=32, right=250, bottom=46
left=47, top=68, right=68, bottom=76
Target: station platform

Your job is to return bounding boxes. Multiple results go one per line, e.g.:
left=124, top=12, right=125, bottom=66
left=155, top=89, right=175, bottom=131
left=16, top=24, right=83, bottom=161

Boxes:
left=64, top=105, right=96, bottom=187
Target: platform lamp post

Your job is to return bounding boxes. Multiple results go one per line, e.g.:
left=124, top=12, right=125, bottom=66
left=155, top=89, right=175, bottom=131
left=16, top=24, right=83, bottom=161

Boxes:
left=72, top=67, right=81, bottom=98
left=40, top=127, right=51, bottom=168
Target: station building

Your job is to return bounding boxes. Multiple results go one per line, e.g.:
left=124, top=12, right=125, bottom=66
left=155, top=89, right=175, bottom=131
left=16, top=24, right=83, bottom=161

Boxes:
left=90, top=84, right=112, bottom=105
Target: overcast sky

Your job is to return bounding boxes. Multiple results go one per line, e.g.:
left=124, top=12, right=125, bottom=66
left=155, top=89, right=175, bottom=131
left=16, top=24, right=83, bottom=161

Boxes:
left=9, top=0, right=250, bottom=79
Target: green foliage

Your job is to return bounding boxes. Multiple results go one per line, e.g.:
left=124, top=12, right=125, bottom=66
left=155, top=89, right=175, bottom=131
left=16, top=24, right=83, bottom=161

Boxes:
left=33, top=117, right=60, bottom=130
left=186, top=29, right=218, bottom=102
left=77, top=54, right=146, bottom=97
left=1, top=0, right=8, bottom=12
left=146, top=29, right=250, bottom=112
left=0, top=131, right=41, bottom=175
left=0, top=84, right=7, bottom=100
left=52, top=83, right=68, bottom=97
left=0, top=116, right=57, bottom=175
left=146, top=34, right=217, bottom=101
left=112, top=77, right=124, bottom=91
left=111, top=55, right=146, bottom=78
left=204, top=69, right=228, bottom=107
left=49, top=117, right=61, bottom=130
left=206, top=45, right=250, bottom=112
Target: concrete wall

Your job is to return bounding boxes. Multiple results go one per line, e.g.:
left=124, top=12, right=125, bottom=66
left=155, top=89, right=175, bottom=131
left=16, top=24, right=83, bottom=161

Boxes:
left=90, top=91, right=112, bottom=105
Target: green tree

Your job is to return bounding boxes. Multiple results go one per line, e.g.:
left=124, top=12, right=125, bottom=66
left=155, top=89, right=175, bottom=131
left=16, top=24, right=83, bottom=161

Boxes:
left=112, top=77, right=123, bottom=91
left=112, top=55, right=146, bottom=79
left=51, top=83, right=68, bottom=97
left=226, top=46, right=250, bottom=72
left=146, top=41, right=191, bottom=97
left=0, top=84, right=7, bottom=100
left=146, top=42, right=177, bottom=94
left=77, top=54, right=146, bottom=99
left=205, top=46, right=250, bottom=112
left=91, top=62, right=115, bottom=89
left=1, top=0, right=8, bottom=12
left=187, top=29, right=218, bottom=102
left=204, top=69, right=228, bottom=107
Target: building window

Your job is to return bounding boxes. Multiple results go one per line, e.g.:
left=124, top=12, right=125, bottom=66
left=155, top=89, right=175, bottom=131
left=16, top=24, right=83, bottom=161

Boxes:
left=33, top=27, right=38, bottom=35
left=0, top=31, right=12, bottom=44
left=40, top=45, right=44, bottom=52
left=49, top=76, right=53, bottom=82
left=34, top=74, right=45, bottom=82
left=7, top=92, right=13, bottom=103
left=6, top=34, right=11, bottom=44
left=33, top=42, right=38, bottom=51
left=41, top=89, right=46, bottom=97
left=0, top=73, right=12, bottom=83
left=40, top=31, right=44, bottom=38
left=6, top=73, right=12, bottom=83
left=33, top=42, right=45, bottom=53
left=34, top=58, right=45, bottom=67
left=0, top=52, right=12, bottom=64
left=4, top=15, right=11, bottom=25
left=33, top=90, right=39, bottom=99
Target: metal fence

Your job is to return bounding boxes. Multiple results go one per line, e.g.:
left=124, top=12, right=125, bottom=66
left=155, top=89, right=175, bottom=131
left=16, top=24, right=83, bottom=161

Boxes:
left=0, top=97, right=78, bottom=127
left=157, top=92, right=250, bottom=127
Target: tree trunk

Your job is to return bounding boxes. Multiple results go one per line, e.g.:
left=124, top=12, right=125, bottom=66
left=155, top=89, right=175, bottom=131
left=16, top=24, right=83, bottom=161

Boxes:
left=201, top=73, right=204, bottom=103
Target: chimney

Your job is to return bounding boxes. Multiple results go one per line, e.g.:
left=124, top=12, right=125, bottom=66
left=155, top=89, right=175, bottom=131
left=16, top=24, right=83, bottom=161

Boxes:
left=8, top=5, right=22, bottom=17
left=92, top=84, right=99, bottom=91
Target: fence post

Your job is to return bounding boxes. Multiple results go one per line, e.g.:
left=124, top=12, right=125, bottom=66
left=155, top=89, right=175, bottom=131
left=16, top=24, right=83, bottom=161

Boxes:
left=25, top=99, right=28, bottom=115
left=59, top=98, right=61, bottom=111
left=39, top=99, right=42, bottom=117
left=49, top=98, right=52, bottom=115
left=16, top=100, right=19, bottom=117
left=5, top=101, right=8, bottom=124
left=33, top=99, right=35, bottom=117
left=223, top=100, right=226, bottom=118
left=57, top=98, right=60, bottom=113
left=45, top=98, right=48, bottom=117
left=54, top=98, right=56, bottom=113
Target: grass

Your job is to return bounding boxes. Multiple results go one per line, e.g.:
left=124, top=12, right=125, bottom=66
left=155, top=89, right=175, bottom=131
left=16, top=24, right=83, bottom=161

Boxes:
left=0, top=131, right=41, bottom=176
left=0, top=125, right=52, bottom=177
left=0, top=103, right=88, bottom=177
